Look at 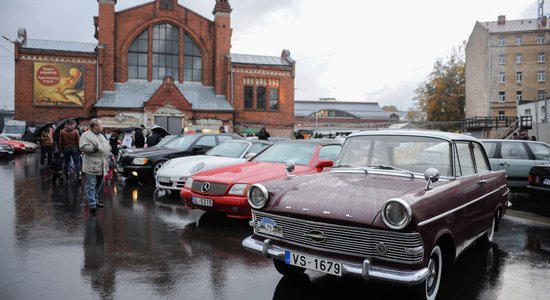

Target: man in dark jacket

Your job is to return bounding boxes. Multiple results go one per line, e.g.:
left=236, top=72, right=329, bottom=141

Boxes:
left=146, top=131, right=162, bottom=147
left=134, top=127, right=145, bottom=148
left=59, top=119, right=81, bottom=180
left=257, top=127, right=270, bottom=141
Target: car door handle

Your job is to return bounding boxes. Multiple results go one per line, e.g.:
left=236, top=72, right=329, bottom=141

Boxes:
left=499, top=162, right=509, bottom=166
left=478, top=180, right=488, bottom=185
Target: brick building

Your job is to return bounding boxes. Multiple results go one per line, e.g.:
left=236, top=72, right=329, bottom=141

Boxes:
left=13, top=0, right=295, bottom=136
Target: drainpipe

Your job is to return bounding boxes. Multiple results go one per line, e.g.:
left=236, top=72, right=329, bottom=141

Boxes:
left=95, top=44, right=105, bottom=102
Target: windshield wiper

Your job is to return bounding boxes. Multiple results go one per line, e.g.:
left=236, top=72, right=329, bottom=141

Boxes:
left=332, top=164, right=368, bottom=174
left=368, top=165, right=415, bottom=178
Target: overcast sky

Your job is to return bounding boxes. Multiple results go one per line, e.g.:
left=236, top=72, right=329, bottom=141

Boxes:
left=0, top=0, right=547, bottom=111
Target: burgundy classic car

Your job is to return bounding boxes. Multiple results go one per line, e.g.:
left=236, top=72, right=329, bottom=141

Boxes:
left=242, top=130, right=510, bottom=300
left=180, top=140, right=342, bottom=219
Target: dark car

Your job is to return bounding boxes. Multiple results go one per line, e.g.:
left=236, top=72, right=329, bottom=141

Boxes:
left=527, top=165, right=550, bottom=199
left=118, top=133, right=243, bottom=182
left=242, top=130, right=510, bottom=300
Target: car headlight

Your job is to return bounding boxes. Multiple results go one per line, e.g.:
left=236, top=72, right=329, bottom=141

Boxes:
left=132, top=157, right=149, bottom=165
left=247, top=184, right=268, bottom=209
left=184, top=177, right=194, bottom=189
left=381, top=198, right=412, bottom=230
left=228, top=183, right=248, bottom=196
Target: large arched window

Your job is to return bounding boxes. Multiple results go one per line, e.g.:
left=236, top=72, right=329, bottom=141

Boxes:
left=127, top=23, right=202, bottom=82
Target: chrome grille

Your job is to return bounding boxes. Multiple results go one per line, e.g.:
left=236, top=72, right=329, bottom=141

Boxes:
left=191, top=180, right=228, bottom=195
left=252, top=210, right=424, bottom=264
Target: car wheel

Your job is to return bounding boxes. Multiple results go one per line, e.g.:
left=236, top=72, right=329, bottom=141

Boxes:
left=417, top=245, right=443, bottom=300
left=273, top=259, right=306, bottom=277
left=152, top=161, right=166, bottom=180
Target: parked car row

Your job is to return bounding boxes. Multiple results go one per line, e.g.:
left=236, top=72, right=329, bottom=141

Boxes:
left=0, top=134, right=39, bottom=157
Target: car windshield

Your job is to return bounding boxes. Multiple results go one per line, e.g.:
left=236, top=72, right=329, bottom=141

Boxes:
left=336, top=135, right=452, bottom=176
left=155, top=135, right=177, bottom=147
left=527, top=142, right=550, bottom=161
left=252, top=142, right=317, bottom=165
left=206, top=141, right=249, bottom=158
left=3, top=125, right=25, bottom=134
left=162, top=135, right=198, bottom=150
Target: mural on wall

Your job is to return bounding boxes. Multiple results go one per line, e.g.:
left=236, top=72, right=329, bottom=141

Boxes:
left=33, top=62, right=85, bottom=107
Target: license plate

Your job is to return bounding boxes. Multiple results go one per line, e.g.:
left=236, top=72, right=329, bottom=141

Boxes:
left=543, top=178, right=550, bottom=186
left=157, top=176, right=171, bottom=183
left=192, top=196, right=213, bottom=207
left=117, top=166, right=123, bottom=173
left=285, top=251, right=342, bottom=276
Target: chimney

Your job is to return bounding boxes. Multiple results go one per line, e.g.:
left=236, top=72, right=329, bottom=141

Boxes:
left=497, top=15, right=506, bottom=25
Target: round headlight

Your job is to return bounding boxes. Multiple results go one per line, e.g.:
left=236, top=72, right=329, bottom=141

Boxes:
left=247, top=184, right=268, bottom=209
left=381, top=198, right=412, bottom=230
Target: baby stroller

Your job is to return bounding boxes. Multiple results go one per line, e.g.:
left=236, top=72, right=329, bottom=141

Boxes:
left=50, top=151, right=64, bottom=187
left=104, top=152, right=117, bottom=183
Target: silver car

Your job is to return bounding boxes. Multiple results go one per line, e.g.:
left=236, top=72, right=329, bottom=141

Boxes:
left=481, top=139, right=550, bottom=188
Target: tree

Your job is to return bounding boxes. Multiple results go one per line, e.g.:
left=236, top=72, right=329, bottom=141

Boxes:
left=414, top=44, right=465, bottom=129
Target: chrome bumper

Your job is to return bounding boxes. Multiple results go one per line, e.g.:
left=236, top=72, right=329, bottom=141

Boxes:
left=242, top=236, right=429, bottom=286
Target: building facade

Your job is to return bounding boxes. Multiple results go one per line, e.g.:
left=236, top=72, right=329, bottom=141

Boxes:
left=13, top=0, right=295, bottom=136
left=466, top=15, right=549, bottom=121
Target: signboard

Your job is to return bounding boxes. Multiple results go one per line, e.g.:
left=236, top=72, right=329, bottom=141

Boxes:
left=33, top=62, right=85, bottom=107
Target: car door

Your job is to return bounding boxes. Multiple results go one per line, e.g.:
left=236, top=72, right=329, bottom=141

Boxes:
left=454, top=141, right=488, bottom=250
left=497, top=141, right=533, bottom=187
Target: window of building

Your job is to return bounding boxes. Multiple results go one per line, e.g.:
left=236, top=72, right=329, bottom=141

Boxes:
left=498, top=111, right=505, bottom=121
left=269, top=88, right=279, bottom=111
left=498, top=37, right=505, bottom=46
left=542, top=105, right=547, bottom=120
left=244, top=86, right=253, bottom=109
left=538, top=35, right=545, bottom=44
left=538, top=90, right=547, bottom=100
left=516, top=90, right=523, bottom=102
left=538, top=70, right=546, bottom=82
left=498, top=72, right=506, bottom=83
left=515, top=54, right=523, bottom=64
left=499, top=54, right=505, bottom=64
left=256, top=86, right=266, bottom=110
left=516, top=71, right=523, bottom=83
left=525, top=109, right=531, bottom=116
left=515, top=37, right=523, bottom=45
left=498, top=91, right=506, bottom=102
left=538, top=53, right=546, bottom=63
left=152, top=23, right=179, bottom=80
left=128, top=30, right=149, bottom=79
left=127, top=24, right=202, bottom=82
left=183, top=34, right=202, bottom=82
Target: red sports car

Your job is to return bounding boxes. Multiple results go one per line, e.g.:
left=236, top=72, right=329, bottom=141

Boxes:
left=180, top=140, right=342, bottom=219
left=0, top=136, right=26, bottom=153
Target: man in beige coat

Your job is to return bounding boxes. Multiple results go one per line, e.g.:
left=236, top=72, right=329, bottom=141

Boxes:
left=79, top=118, right=111, bottom=216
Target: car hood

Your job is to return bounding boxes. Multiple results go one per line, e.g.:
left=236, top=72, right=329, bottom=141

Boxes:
left=125, top=147, right=181, bottom=157
left=191, top=161, right=315, bottom=184
left=158, top=155, right=247, bottom=177
left=262, top=172, right=429, bottom=226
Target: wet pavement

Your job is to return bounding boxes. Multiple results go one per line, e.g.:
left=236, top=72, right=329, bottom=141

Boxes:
left=1, top=153, right=550, bottom=300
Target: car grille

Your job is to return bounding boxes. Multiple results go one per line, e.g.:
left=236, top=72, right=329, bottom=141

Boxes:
left=191, top=180, right=228, bottom=195
left=252, top=210, right=424, bottom=264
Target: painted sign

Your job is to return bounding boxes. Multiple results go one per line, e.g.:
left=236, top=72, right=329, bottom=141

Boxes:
left=34, top=62, right=85, bottom=107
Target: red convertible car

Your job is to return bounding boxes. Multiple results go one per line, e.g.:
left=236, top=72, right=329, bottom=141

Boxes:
left=242, top=130, right=510, bottom=300
left=180, top=140, right=342, bottom=219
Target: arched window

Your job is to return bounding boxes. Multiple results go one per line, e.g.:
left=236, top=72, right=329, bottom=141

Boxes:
left=127, top=23, right=202, bottom=82
left=128, top=30, right=149, bottom=79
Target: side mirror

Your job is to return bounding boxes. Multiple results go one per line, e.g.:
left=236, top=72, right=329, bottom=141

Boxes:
left=424, top=167, right=440, bottom=190
left=285, top=160, right=296, bottom=177
left=316, top=160, right=334, bottom=171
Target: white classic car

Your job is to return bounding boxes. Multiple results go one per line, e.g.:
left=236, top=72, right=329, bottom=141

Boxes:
left=155, top=139, right=271, bottom=192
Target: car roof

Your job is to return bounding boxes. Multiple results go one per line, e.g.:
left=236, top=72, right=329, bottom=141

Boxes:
left=348, top=129, right=480, bottom=143
left=276, top=139, right=343, bottom=146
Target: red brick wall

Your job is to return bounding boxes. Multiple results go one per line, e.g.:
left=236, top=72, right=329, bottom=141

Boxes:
left=14, top=50, right=97, bottom=123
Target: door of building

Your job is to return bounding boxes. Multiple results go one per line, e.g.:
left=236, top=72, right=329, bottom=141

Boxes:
left=154, top=116, right=182, bottom=135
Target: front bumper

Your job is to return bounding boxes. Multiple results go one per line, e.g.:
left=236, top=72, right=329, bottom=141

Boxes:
left=242, top=236, right=429, bottom=286
left=122, top=165, right=153, bottom=180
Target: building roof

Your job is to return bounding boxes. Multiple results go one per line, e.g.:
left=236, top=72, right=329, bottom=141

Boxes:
left=231, top=53, right=292, bottom=67
left=295, top=100, right=392, bottom=119
left=21, top=39, right=97, bottom=53
left=95, top=80, right=233, bottom=111
left=479, top=18, right=550, bottom=33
